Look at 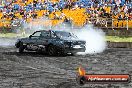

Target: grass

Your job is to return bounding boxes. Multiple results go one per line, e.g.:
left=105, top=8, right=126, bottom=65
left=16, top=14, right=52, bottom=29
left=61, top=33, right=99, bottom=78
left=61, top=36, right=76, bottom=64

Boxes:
left=0, top=33, right=132, bottom=42
left=106, top=36, right=132, bottom=42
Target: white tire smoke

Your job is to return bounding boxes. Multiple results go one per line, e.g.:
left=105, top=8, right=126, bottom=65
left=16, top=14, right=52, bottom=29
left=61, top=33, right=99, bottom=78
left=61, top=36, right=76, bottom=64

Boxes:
left=74, top=25, right=107, bottom=54
left=0, top=38, right=16, bottom=47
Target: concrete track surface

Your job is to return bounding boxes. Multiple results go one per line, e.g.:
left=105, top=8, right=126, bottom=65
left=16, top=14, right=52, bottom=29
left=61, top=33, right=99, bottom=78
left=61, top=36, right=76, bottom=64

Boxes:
left=0, top=46, right=132, bottom=88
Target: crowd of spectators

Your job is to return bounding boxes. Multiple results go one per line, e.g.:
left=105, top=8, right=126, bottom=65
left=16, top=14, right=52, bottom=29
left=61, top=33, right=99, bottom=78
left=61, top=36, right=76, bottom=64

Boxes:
left=0, top=0, right=131, bottom=27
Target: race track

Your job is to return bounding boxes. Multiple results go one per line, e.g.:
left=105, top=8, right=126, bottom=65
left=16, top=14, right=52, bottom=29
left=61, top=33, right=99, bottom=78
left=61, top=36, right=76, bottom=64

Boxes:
left=0, top=46, right=132, bottom=88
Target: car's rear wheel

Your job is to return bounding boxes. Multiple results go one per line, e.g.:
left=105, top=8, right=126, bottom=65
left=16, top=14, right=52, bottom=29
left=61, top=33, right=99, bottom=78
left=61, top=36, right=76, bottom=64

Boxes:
left=47, top=45, right=57, bottom=56
left=19, top=42, right=24, bottom=53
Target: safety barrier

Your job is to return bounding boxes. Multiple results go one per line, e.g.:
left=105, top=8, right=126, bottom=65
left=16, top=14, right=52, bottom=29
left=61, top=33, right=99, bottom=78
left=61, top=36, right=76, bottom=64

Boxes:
left=87, top=18, right=132, bottom=30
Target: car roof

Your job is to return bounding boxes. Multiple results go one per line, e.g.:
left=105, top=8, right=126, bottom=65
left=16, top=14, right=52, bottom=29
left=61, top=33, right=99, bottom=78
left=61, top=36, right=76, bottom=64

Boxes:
left=34, top=30, right=50, bottom=32
left=36, top=30, right=69, bottom=33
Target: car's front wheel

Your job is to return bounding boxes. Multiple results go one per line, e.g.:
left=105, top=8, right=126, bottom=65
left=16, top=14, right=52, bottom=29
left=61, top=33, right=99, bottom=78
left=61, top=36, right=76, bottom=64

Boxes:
left=19, top=42, right=25, bottom=53
left=47, top=45, right=57, bottom=56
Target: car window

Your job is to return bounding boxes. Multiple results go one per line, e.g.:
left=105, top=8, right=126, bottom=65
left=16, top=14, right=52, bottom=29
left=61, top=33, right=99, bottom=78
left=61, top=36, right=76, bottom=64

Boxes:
left=55, top=31, right=78, bottom=39
left=32, top=31, right=41, bottom=37
left=41, top=31, right=51, bottom=38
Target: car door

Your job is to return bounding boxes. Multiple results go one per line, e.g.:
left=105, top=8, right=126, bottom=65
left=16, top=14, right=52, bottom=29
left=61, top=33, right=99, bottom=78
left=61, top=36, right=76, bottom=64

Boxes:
left=36, top=31, right=51, bottom=51
left=27, top=31, right=41, bottom=50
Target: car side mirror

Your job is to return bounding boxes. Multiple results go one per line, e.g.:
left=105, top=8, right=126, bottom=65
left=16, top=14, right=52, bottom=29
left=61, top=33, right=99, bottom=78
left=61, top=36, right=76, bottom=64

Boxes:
left=29, top=35, right=32, bottom=38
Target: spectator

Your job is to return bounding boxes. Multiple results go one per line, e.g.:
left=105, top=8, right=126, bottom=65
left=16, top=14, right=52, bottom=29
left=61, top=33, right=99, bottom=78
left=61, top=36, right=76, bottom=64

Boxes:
left=0, top=0, right=131, bottom=28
